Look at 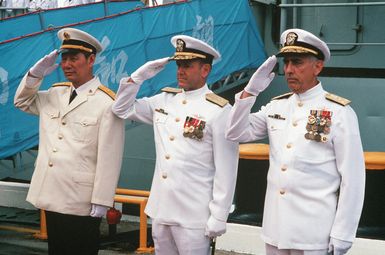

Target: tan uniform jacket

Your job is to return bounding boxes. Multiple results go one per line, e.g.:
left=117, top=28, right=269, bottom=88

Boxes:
left=14, top=74, right=125, bottom=216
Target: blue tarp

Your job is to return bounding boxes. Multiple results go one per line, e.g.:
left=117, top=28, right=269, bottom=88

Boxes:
left=0, top=1, right=144, bottom=42
left=0, top=0, right=267, bottom=159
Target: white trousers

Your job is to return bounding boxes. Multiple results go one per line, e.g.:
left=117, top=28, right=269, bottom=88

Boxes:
left=152, top=220, right=210, bottom=255
left=266, top=243, right=329, bottom=255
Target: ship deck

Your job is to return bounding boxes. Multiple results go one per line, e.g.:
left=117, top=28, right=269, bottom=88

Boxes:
left=0, top=206, right=245, bottom=255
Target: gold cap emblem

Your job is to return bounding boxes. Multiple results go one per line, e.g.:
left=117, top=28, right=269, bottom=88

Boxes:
left=285, top=32, right=298, bottom=46
left=176, top=39, right=185, bottom=52
left=63, top=32, right=71, bottom=40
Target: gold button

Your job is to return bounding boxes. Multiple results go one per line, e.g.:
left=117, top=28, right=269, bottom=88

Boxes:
left=162, top=172, right=167, bottom=179
left=62, top=121, right=66, bottom=125
left=280, top=190, right=285, bottom=195
left=281, top=165, right=287, bottom=171
left=286, top=143, right=292, bottom=149
left=182, top=100, right=187, bottom=104
left=52, top=148, right=58, bottom=153
left=165, top=154, right=170, bottom=160
left=298, top=101, right=303, bottom=107
left=175, top=117, right=180, bottom=122
left=58, top=134, right=63, bottom=140
left=292, top=122, right=298, bottom=127
left=270, top=125, right=274, bottom=129
left=169, top=136, right=175, bottom=141
left=48, top=162, right=53, bottom=167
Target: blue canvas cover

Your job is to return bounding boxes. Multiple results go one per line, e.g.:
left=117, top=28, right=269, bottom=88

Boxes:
left=0, top=0, right=267, bottom=158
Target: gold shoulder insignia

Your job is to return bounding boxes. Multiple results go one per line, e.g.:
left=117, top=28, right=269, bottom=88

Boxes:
left=205, top=93, right=229, bottom=107
left=325, top=93, right=351, bottom=106
left=98, top=85, right=116, bottom=100
left=271, top=92, right=293, bottom=100
left=161, top=87, right=183, bottom=94
left=52, top=82, right=72, bottom=87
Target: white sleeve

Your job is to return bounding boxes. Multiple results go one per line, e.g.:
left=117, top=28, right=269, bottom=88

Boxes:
left=112, top=78, right=155, bottom=125
left=225, top=91, right=268, bottom=142
left=330, top=106, right=366, bottom=242
left=209, top=106, right=239, bottom=221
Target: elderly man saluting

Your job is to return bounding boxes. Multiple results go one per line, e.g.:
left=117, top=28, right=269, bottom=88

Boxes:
left=14, top=28, right=124, bottom=255
left=225, top=28, right=365, bottom=255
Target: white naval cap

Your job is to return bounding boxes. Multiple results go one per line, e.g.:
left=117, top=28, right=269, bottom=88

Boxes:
left=277, top=28, right=330, bottom=62
left=169, top=35, right=221, bottom=64
left=57, top=27, right=103, bottom=54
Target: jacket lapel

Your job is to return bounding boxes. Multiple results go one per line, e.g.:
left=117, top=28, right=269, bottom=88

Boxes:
left=62, top=78, right=100, bottom=118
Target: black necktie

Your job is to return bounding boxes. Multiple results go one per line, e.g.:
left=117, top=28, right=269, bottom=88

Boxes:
left=69, top=90, right=77, bottom=104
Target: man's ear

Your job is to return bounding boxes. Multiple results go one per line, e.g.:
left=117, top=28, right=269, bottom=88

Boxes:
left=314, top=59, right=324, bottom=76
left=201, top=63, right=212, bottom=79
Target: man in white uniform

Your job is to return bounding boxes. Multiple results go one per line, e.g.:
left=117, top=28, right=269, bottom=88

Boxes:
left=112, top=35, right=239, bottom=255
left=14, top=27, right=124, bottom=255
left=225, top=28, right=365, bottom=255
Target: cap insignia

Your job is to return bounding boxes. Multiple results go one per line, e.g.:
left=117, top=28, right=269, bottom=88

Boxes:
left=285, top=32, right=298, bottom=46
left=176, top=39, right=185, bottom=52
left=63, top=32, right=71, bottom=41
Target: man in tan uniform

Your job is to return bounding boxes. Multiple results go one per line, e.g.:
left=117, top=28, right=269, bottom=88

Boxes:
left=14, top=27, right=124, bottom=255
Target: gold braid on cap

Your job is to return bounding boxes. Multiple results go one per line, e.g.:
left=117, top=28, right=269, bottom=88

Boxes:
left=172, top=52, right=207, bottom=59
left=280, top=45, right=318, bottom=56
left=60, top=45, right=93, bottom=53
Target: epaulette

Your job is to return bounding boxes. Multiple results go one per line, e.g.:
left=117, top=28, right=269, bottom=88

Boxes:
left=98, top=85, right=116, bottom=100
left=205, top=93, right=229, bottom=107
left=161, top=87, right=183, bottom=94
left=271, top=92, right=293, bottom=101
left=325, top=93, right=351, bottom=106
left=52, top=82, right=72, bottom=87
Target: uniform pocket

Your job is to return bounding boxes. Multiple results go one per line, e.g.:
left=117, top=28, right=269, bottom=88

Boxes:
left=72, top=171, right=95, bottom=187
left=42, top=110, right=60, bottom=132
left=71, top=116, right=98, bottom=143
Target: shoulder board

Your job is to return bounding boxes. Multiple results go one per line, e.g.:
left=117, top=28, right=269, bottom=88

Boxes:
left=325, top=93, right=351, bottom=106
left=271, top=92, right=293, bottom=100
left=98, top=85, right=116, bottom=100
left=205, top=93, right=229, bottom=107
left=52, top=82, right=72, bottom=87
left=161, top=87, right=182, bottom=94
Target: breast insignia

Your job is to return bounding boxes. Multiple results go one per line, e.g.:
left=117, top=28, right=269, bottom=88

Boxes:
left=325, top=93, right=351, bottom=106
left=161, top=87, right=183, bottom=94
left=271, top=92, right=293, bottom=101
left=98, top=85, right=116, bottom=100
left=52, top=82, right=72, bottom=87
left=205, top=93, right=229, bottom=107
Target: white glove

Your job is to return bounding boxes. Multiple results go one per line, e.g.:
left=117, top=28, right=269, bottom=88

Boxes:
left=328, top=237, right=353, bottom=255
left=29, top=49, right=59, bottom=78
left=90, top=204, right=109, bottom=218
left=204, top=215, right=226, bottom=238
left=244, top=55, right=277, bottom=96
left=130, top=57, right=170, bottom=85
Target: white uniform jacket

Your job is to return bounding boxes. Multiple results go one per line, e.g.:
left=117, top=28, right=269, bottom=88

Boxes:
left=14, top=74, right=125, bottom=216
left=112, top=80, right=239, bottom=228
left=225, top=84, right=365, bottom=250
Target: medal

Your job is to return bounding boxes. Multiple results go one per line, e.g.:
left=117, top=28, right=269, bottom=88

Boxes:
left=305, top=109, right=332, bottom=142
left=183, top=116, right=206, bottom=140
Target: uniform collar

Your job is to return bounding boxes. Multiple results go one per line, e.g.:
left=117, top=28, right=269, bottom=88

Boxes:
left=296, top=82, right=324, bottom=101
left=182, top=84, right=210, bottom=98
left=73, top=76, right=99, bottom=95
